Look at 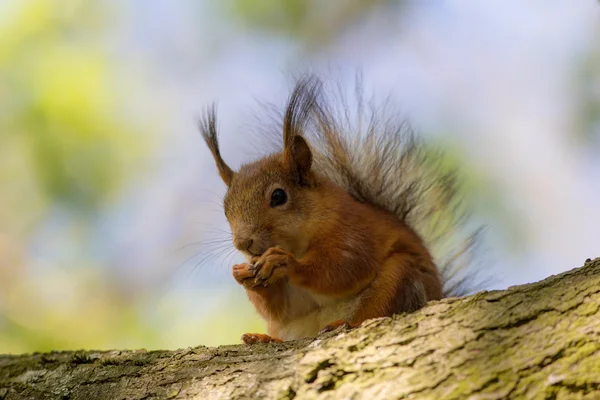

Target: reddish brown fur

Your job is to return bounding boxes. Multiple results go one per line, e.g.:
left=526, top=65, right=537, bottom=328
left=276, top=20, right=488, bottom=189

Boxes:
left=199, top=76, right=458, bottom=344
left=263, top=177, right=439, bottom=337
left=210, top=150, right=443, bottom=342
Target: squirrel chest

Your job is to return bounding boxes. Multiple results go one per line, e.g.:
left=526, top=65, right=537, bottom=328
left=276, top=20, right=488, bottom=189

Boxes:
left=275, top=282, right=363, bottom=340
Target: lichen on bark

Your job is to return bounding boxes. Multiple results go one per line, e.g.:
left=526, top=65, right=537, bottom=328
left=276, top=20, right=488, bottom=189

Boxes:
left=1, top=258, right=599, bottom=399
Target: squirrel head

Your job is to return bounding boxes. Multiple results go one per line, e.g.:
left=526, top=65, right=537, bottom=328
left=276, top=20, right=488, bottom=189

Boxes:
left=199, top=98, right=318, bottom=259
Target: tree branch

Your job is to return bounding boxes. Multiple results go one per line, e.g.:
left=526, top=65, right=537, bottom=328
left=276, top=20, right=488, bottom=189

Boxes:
left=1, top=258, right=599, bottom=399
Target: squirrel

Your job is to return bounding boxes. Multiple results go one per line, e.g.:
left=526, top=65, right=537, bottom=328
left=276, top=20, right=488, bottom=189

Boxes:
left=199, top=74, right=482, bottom=344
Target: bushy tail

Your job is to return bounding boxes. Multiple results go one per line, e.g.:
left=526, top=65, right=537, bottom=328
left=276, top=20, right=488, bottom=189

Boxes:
left=252, top=74, right=486, bottom=297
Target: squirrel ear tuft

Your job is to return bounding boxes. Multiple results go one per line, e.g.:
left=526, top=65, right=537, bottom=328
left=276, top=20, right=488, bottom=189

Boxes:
left=284, top=135, right=312, bottom=184
left=198, top=106, right=235, bottom=186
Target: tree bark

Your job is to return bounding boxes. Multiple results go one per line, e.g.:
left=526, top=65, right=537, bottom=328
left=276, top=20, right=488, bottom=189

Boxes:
left=1, top=258, right=599, bottom=400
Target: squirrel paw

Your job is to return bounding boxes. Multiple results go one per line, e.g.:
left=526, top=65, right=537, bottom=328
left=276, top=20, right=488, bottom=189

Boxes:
left=241, top=333, right=282, bottom=345
left=318, top=320, right=356, bottom=335
left=250, top=247, right=295, bottom=287
left=232, top=263, right=261, bottom=289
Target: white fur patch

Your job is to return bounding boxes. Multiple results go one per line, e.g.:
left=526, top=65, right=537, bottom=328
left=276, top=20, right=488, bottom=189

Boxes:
left=276, top=284, right=362, bottom=341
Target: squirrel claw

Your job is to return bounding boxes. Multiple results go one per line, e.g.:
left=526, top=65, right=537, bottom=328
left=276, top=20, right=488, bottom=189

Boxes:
left=318, top=320, right=353, bottom=335
left=254, top=276, right=268, bottom=287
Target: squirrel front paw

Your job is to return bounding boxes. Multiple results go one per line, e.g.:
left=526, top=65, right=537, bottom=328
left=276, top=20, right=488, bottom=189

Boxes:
left=232, top=263, right=262, bottom=289
left=250, top=246, right=296, bottom=287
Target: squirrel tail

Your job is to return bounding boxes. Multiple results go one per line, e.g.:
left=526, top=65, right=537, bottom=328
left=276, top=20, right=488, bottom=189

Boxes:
left=252, top=73, right=487, bottom=297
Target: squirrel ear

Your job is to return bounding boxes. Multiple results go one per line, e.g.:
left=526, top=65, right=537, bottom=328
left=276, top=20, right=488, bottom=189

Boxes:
left=198, top=106, right=235, bottom=186
left=284, top=135, right=312, bottom=183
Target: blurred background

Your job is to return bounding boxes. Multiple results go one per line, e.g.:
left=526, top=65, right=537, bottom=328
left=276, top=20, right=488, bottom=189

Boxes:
left=1, top=0, right=599, bottom=354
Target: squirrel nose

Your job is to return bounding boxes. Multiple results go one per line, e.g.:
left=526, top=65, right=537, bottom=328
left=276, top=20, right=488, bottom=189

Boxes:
left=234, top=236, right=254, bottom=252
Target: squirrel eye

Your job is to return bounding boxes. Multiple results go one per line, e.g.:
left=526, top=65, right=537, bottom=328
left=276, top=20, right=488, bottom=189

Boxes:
left=270, top=188, right=288, bottom=207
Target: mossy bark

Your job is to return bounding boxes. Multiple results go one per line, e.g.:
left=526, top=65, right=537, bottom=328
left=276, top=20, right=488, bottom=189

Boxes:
left=1, top=258, right=599, bottom=400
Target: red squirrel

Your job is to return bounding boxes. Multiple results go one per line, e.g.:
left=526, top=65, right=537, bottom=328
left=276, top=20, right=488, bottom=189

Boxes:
left=200, top=75, right=482, bottom=344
